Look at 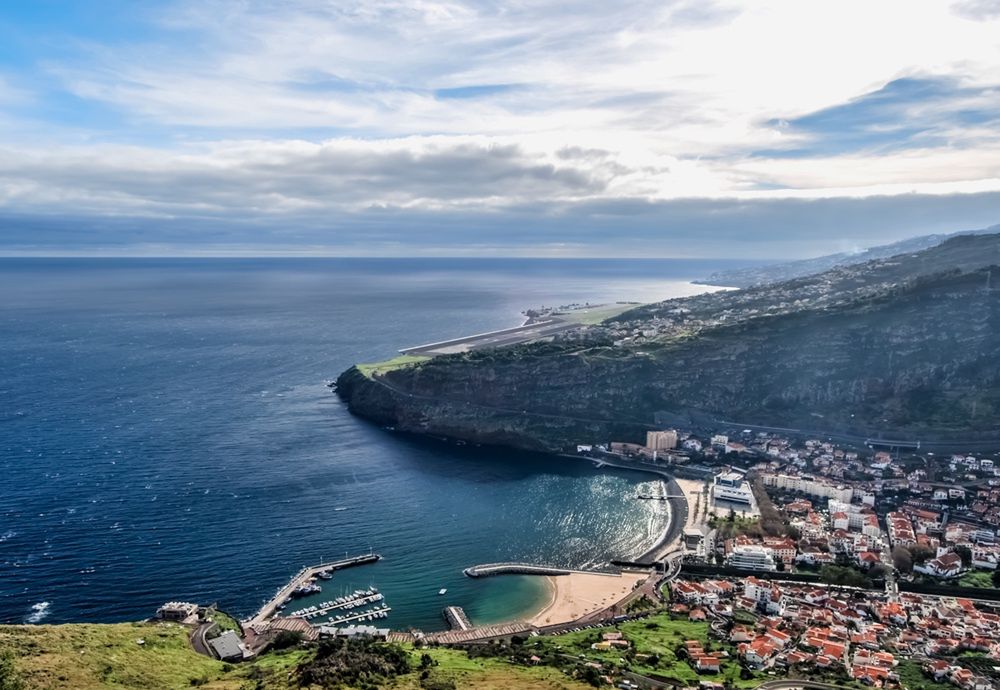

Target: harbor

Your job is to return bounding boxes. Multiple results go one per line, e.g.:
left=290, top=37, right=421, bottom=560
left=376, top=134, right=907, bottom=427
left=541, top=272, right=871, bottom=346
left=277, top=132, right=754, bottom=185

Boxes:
left=245, top=552, right=382, bottom=629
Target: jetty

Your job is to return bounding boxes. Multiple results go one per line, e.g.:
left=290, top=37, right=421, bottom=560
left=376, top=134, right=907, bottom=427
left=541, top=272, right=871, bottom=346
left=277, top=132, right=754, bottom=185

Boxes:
left=246, top=553, right=381, bottom=628
left=442, top=606, right=473, bottom=631
left=463, top=562, right=620, bottom=578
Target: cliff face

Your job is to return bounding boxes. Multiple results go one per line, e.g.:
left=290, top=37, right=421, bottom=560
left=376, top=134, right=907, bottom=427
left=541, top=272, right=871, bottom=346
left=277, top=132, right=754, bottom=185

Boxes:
left=337, top=235, right=1000, bottom=451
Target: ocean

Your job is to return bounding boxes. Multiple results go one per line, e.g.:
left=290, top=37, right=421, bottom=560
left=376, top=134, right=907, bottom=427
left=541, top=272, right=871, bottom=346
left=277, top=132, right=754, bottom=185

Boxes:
left=0, top=257, right=745, bottom=630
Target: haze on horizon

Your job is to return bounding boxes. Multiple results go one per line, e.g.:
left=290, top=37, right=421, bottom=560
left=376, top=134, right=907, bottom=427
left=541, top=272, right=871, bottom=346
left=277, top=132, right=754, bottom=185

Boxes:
left=1, top=0, right=1000, bottom=258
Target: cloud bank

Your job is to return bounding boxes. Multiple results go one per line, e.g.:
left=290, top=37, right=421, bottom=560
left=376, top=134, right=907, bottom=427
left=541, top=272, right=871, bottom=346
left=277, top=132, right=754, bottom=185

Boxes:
left=0, top=0, right=998, bottom=256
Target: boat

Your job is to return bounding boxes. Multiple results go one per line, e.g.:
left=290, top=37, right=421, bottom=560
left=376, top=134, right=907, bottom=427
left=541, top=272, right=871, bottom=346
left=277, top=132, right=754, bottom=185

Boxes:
left=438, top=588, right=447, bottom=595
left=317, top=571, right=333, bottom=580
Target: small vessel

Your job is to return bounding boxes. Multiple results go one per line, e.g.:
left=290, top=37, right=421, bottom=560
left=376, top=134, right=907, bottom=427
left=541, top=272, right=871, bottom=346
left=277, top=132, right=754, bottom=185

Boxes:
left=438, top=588, right=447, bottom=595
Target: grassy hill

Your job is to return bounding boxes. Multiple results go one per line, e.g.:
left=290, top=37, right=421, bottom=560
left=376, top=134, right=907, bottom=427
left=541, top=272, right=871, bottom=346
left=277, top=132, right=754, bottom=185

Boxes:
left=0, top=622, right=593, bottom=690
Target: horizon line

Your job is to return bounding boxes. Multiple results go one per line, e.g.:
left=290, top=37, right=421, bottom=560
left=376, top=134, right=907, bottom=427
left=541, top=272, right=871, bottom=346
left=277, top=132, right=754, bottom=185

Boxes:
left=0, top=253, right=767, bottom=261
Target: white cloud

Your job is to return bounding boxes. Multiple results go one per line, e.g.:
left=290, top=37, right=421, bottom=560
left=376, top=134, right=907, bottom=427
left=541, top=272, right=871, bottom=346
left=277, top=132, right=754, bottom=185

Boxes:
left=1, top=0, right=1000, bottom=254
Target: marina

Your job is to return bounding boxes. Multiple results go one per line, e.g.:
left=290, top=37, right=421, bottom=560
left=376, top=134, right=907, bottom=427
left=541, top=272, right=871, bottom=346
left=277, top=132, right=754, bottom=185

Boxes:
left=288, top=590, right=386, bottom=620
left=246, top=552, right=381, bottom=629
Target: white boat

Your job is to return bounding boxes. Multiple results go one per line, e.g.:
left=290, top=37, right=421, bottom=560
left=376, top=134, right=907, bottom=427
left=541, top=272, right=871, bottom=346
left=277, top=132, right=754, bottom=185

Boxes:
left=438, top=588, right=447, bottom=595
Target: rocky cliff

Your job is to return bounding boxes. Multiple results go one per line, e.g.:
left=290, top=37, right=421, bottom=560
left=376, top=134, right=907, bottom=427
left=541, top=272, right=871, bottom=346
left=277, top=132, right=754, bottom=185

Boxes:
left=337, top=233, right=1000, bottom=451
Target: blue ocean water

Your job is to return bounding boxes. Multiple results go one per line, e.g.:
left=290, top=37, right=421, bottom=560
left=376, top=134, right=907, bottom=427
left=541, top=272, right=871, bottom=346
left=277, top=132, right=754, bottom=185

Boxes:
left=0, top=258, right=744, bottom=630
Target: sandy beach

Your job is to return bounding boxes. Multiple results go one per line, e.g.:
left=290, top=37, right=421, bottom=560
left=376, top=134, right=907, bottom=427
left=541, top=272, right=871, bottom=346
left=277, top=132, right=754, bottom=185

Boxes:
left=528, top=571, right=647, bottom=627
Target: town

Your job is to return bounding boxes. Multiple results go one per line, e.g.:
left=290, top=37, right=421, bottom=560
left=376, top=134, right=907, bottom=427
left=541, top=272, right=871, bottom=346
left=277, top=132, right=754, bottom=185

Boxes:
left=576, top=425, right=1000, bottom=689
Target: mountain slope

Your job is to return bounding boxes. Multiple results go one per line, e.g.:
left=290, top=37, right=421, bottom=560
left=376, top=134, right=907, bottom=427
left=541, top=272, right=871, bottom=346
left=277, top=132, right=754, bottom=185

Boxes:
left=337, top=234, right=1000, bottom=451
left=697, top=224, right=999, bottom=288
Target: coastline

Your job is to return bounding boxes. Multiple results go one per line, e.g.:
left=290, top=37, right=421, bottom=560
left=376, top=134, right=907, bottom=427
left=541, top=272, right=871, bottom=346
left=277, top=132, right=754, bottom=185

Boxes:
left=526, top=575, right=558, bottom=624
left=525, top=570, right=648, bottom=628
left=557, top=453, right=690, bottom=563
left=478, top=453, right=691, bottom=629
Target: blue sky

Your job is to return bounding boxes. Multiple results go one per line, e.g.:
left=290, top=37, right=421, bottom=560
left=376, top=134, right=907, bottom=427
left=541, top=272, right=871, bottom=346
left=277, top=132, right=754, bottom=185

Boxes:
left=1, top=0, right=999, bottom=257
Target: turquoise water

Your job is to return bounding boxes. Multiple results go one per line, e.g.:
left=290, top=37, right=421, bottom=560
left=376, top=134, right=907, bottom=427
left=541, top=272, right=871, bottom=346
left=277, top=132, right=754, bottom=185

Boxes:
left=0, top=257, right=745, bottom=629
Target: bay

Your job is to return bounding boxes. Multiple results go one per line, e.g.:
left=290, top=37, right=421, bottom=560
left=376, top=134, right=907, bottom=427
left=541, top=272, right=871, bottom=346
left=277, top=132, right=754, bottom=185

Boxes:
left=0, top=257, right=747, bottom=629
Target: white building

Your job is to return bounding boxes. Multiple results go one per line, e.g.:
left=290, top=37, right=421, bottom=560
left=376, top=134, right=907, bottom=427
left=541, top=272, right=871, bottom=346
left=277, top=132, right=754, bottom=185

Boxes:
left=714, top=472, right=754, bottom=504
left=727, top=544, right=777, bottom=571
left=762, top=473, right=853, bottom=503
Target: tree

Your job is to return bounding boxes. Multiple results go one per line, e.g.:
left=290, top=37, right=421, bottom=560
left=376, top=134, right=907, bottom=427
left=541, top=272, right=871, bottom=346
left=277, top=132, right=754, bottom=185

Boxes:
left=892, top=546, right=913, bottom=574
left=909, top=545, right=935, bottom=565
left=819, top=565, right=872, bottom=589
left=271, top=630, right=303, bottom=650
left=954, top=545, right=972, bottom=568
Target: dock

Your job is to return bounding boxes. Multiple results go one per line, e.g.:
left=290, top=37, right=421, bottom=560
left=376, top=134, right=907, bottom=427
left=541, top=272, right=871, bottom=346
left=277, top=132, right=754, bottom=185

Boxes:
left=246, top=553, right=381, bottom=629
left=463, top=562, right=621, bottom=578
left=289, top=591, right=385, bottom=619
left=309, top=605, right=391, bottom=626
left=442, top=606, right=473, bottom=631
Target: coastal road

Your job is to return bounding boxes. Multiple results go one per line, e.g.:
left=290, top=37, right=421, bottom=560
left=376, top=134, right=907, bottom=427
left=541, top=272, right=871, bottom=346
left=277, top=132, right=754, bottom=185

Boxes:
left=191, top=622, right=216, bottom=658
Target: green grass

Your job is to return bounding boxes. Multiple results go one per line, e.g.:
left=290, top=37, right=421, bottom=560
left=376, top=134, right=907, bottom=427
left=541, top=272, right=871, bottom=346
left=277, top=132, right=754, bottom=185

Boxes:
left=356, top=354, right=430, bottom=378
left=398, top=646, right=592, bottom=689
left=533, top=614, right=764, bottom=689
left=731, top=610, right=758, bottom=625
left=0, top=622, right=592, bottom=690
left=897, top=660, right=940, bottom=690
left=0, top=622, right=244, bottom=690
left=206, top=610, right=241, bottom=634
left=959, top=570, right=996, bottom=588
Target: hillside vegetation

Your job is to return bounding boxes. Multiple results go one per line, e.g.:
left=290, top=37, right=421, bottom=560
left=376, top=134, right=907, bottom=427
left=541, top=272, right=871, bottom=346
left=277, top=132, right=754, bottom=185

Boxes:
left=0, top=623, right=592, bottom=690
left=338, top=233, right=1000, bottom=451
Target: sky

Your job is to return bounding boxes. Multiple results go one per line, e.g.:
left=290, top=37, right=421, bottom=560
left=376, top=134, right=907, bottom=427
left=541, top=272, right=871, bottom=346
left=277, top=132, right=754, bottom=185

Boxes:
left=1, top=0, right=1000, bottom=257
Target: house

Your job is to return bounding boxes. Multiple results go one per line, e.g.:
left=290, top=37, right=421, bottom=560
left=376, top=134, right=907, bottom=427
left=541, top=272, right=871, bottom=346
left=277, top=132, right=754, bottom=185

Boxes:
left=695, top=656, right=721, bottom=673
left=857, top=551, right=881, bottom=570
left=155, top=601, right=199, bottom=622
left=740, top=637, right=778, bottom=668
left=915, top=551, right=963, bottom=578
left=924, top=659, right=951, bottom=681
left=208, top=630, right=246, bottom=661
left=729, top=626, right=753, bottom=643
left=764, top=627, right=791, bottom=648
left=689, top=607, right=707, bottom=621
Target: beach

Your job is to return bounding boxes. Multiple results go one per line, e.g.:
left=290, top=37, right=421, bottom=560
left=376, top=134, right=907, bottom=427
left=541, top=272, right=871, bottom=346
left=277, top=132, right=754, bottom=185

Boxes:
left=527, top=571, right=648, bottom=627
